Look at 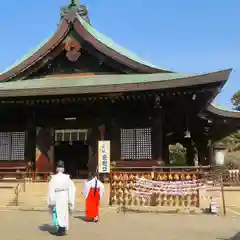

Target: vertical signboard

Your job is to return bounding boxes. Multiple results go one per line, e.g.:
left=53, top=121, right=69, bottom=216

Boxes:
left=98, top=140, right=110, bottom=173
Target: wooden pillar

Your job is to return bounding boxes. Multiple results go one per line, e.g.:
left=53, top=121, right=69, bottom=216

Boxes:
left=163, top=140, right=169, bottom=164
left=25, top=113, right=36, bottom=170
left=208, top=139, right=214, bottom=165
left=98, top=124, right=105, bottom=141
left=186, top=139, right=195, bottom=166
left=87, top=126, right=99, bottom=177
left=87, top=128, right=93, bottom=177
left=87, top=122, right=107, bottom=177
left=35, top=127, right=54, bottom=172
left=98, top=124, right=107, bottom=182
left=152, top=116, right=163, bottom=162
left=197, top=149, right=205, bottom=166
left=109, top=119, right=120, bottom=162
left=195, top=140, right=208, bottom=166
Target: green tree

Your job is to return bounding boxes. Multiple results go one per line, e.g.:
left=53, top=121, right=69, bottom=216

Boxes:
left=231, top=90, right=240, bottom=110
left=169, top=143, right=186, bottom=165
left=220, top=131, right=240, bottom=151
left=218, top=131, right=240, bottom=169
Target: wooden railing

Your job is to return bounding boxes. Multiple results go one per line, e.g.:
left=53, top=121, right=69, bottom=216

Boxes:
left=0, top=172, right=26, bottom=192
left=0, top=172, right=26, bottom=206
left=110, top=165, right=211, bottom=175
left=12, top=183, right=21, bottom=206
left=1, top=166, right=239, bottom=185
left=31, top=172, right=52, bottom=182
left=0, top=171, right=52, bottom=183
left=76, top=170, right=88, bottom=178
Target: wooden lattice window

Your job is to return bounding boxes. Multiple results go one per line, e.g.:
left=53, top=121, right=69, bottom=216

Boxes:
left=0, top=132, right=11, bottom=160
left=55, top=129, right=88, bottom=142
left=0, top=132, right=25, bottom=161
left=120, top=128, right=152, bottom=160
left=11, top=132, right=26, bottom=160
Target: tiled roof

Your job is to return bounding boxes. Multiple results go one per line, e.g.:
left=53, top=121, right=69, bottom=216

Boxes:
left=0, top=72, right=190, bottom=90
left=0, top=70, right=230, bottom=97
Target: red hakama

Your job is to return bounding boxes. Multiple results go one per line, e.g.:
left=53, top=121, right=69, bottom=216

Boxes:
left=85, top=187, right=100, bottom=219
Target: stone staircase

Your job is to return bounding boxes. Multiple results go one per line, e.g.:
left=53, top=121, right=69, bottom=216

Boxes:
left=0, top=180, right=110, bottom=210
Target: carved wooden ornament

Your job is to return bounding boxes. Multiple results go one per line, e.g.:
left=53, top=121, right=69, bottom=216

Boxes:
left=64, top=36, right=81, bottom=61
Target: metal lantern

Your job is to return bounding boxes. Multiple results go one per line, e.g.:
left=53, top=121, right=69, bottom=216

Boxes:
left=184, top=129, right=191, bottom=139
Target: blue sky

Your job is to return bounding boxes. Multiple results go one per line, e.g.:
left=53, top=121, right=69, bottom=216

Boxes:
left=0, top=0, right=239, bottom=108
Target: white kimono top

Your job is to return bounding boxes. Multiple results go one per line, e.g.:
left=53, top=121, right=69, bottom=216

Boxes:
left=83, top=177, right=104, bottom=200
left=47, top=172, right=76, bottom=229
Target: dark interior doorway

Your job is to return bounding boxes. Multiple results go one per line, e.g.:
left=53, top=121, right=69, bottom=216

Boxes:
left=54, top=141, right=89, bottom=178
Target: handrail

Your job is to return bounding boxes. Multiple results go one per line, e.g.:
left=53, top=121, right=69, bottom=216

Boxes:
left=13, top=183, right=21, bottom=206
left=111, top=165, right=211, bottom=170
left=111, top=165, right=211, bottom=172
left=0, top=171, right=26, bottom=175
left=0, top=171, right=52, bottom=183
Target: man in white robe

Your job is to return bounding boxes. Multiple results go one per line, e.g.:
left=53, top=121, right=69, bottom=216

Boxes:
left=47, top=161, right=76, bottom=236
left=82, top=174, right=104, bottom=222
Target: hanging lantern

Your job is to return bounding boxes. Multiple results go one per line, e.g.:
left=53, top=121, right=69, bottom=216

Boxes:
left=184, top=129, right=191, bottom=139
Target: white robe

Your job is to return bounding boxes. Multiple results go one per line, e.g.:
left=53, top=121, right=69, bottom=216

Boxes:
left=47, top=172, right=76, bottom=230
left=83, top=177, right=104, bottom=200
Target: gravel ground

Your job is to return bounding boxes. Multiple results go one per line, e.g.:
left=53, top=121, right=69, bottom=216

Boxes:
left=1, top=210, right=240, bottom=240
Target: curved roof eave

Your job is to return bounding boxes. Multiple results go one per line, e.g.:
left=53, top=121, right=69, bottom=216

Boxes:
left=74, top=14, right=172, bottom=74
left=0, top=69, right=232, bottom=97
left=0, top=21, right=70, bottom=82
left=207, top=103, right=240, bottom=119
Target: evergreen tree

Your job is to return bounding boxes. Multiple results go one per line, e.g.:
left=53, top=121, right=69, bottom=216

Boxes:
left=231, top=90, right=240, bottom=110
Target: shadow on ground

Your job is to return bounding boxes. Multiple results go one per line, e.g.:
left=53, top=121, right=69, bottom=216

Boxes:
left=74, top=216, right=101, bottom=223
left=218, top=232, right=240, bottom=240
left=38, top=224, right=55, bottom=234
left=74, top=216, right=86, bottom=221
left=120, top=207, right=218, bottom=216
left=123, top=207, right=202, bottom=215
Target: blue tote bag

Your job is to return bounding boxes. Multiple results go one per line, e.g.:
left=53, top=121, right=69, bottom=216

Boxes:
left=52, top=206, right=59, bottom=231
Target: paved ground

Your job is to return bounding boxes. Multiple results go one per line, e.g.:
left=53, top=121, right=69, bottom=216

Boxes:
left=1, top=209, right=240, bottom=240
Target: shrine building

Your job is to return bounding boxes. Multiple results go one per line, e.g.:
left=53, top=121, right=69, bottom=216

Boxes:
left=0, top=1, right=239, bottom=176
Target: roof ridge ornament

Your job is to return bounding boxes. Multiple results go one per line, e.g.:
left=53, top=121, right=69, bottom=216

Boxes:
left=68, top=0, right=79, bottom=8
left=60, top=0, right=90, bottom=24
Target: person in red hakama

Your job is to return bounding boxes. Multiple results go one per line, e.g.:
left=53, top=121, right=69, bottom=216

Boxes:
left=82, top=174, right=104, bottom=222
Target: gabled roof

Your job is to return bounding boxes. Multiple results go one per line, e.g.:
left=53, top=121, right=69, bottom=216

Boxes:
left=0, top=5, right=170, bottom=82
left=0, top=69, right=232, bottom=97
